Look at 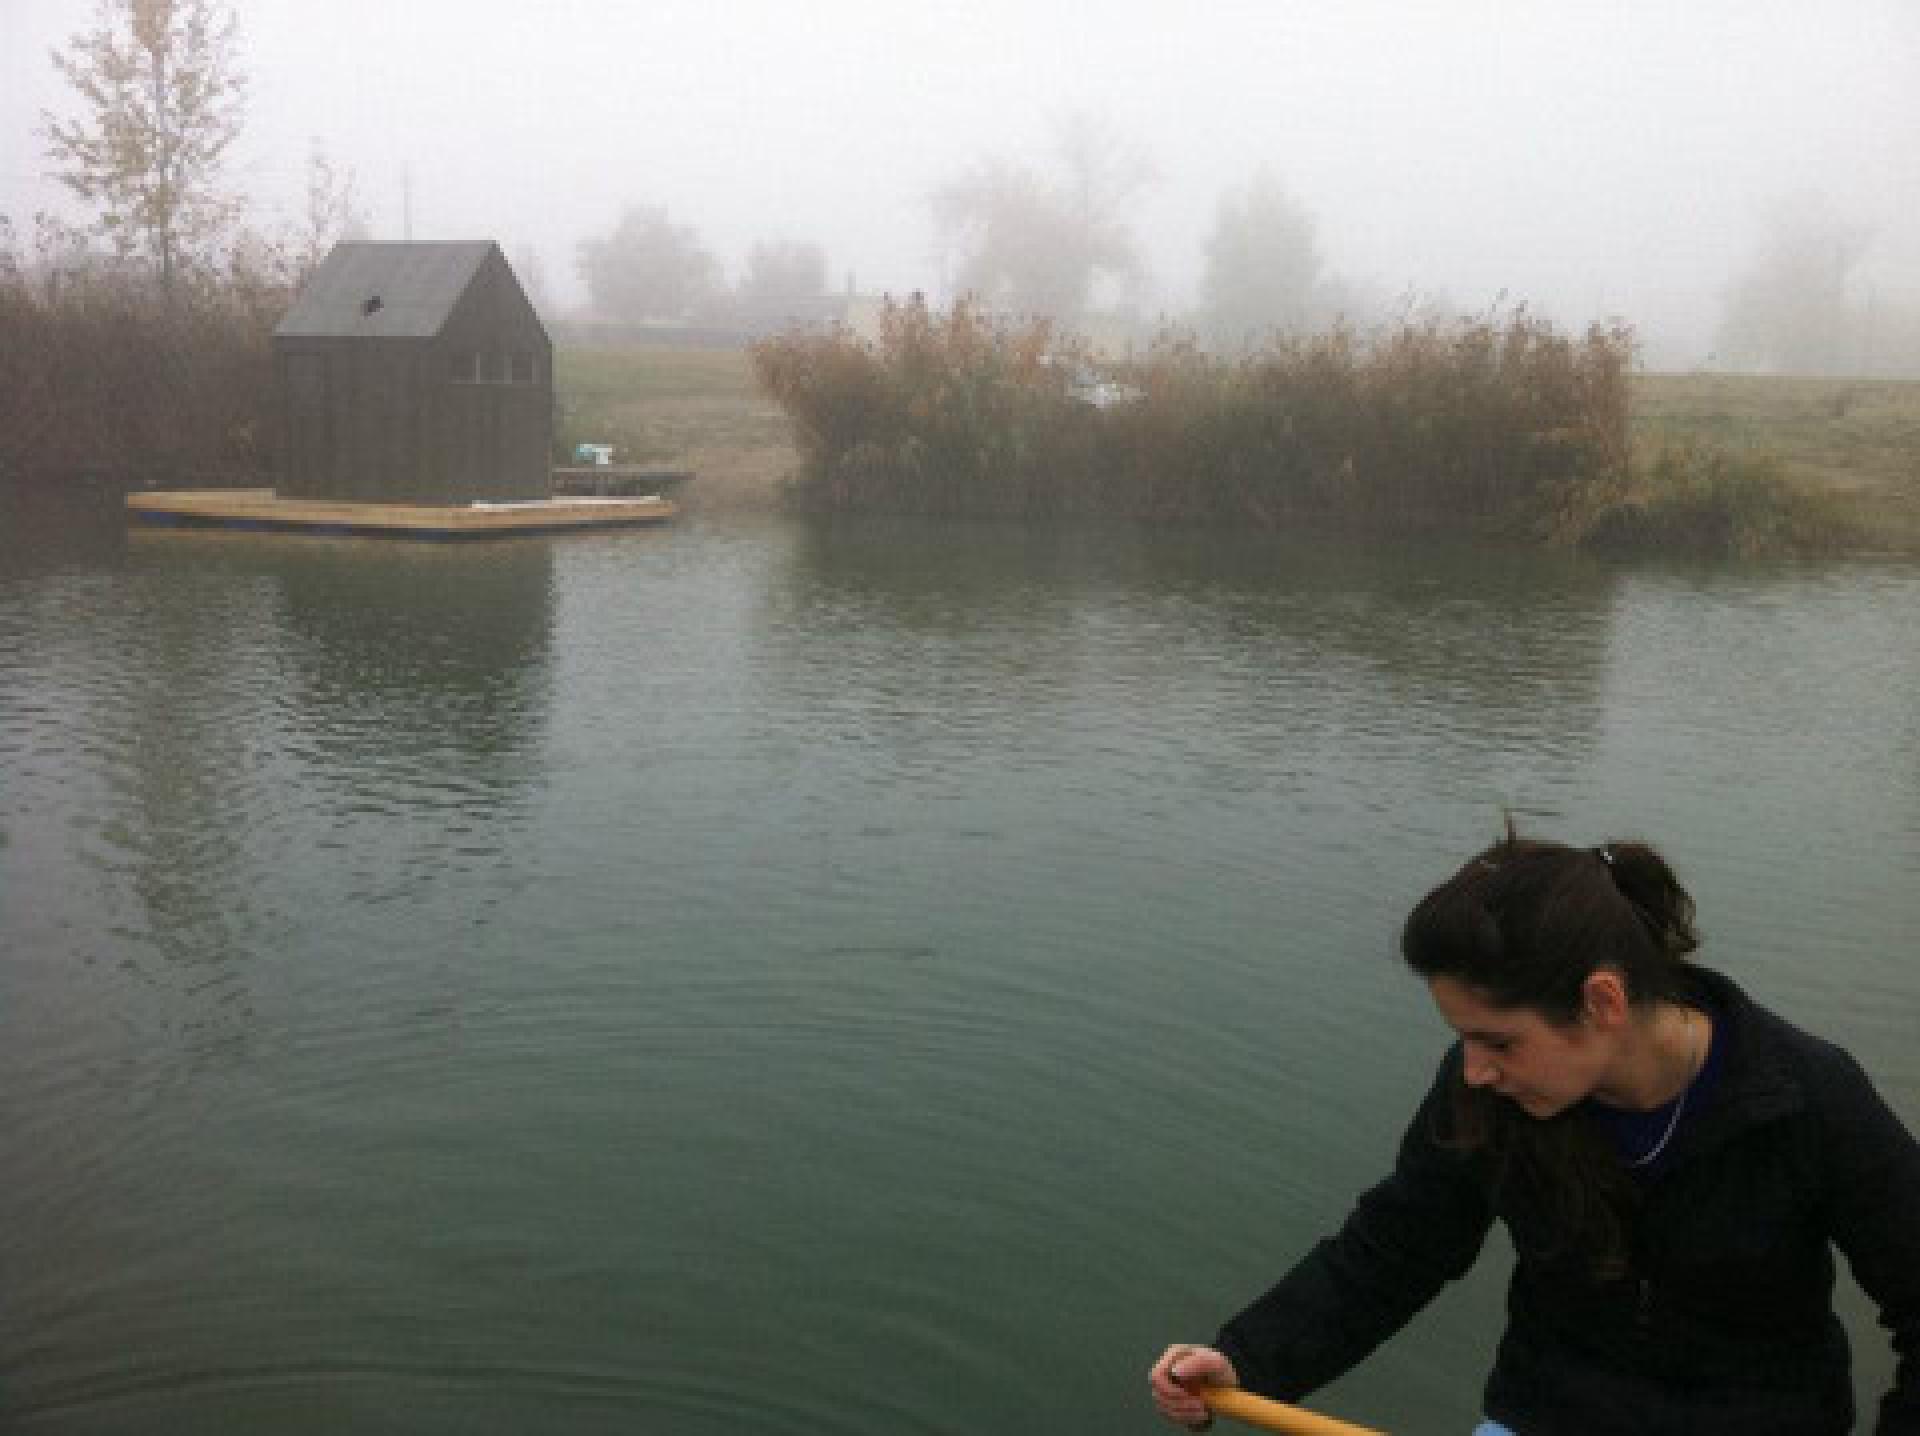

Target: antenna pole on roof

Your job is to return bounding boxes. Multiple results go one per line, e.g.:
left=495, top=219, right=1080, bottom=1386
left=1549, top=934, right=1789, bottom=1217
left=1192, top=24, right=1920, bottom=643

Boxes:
left=402, top=166, right=413, bottom=242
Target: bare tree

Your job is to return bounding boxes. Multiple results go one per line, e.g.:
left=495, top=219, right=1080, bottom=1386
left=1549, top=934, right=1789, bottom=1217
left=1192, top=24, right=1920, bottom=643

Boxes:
left=294, top=137, right=362, bottom=282
left=514, top=244, right=552, bottom=319
left=933, top=112, right=1152, bottom=322
left=42, top=0, right=247, bottom=294
left=1053, top=111, right=1155, bottom=263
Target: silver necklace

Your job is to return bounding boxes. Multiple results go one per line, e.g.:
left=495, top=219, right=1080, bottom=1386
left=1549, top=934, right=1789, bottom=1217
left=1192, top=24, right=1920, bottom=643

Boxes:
left=1627, top=1008, right=1702, bottom=1169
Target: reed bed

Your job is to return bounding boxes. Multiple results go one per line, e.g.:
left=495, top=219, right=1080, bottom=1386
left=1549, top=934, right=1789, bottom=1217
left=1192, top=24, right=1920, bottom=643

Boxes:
left=753, top=299, right=1881, bottom=556
left=754, top=298, right=1643, bottom=540
left=1112, top=313, right=1637, bottom=540
left=753, top=297, right=1077, bottom=516
left=0, top=244, right=285, bottom=485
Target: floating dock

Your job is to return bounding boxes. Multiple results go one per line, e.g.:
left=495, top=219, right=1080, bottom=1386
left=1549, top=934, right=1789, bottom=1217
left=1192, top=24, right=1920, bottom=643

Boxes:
left=550, top=466, right=695, bottom=497
left=126, top=488, right=677, bottom=539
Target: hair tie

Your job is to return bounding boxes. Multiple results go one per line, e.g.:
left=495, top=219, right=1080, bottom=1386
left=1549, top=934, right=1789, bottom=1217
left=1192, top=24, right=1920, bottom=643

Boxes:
left=1595, top=844, right=1616, bottom=867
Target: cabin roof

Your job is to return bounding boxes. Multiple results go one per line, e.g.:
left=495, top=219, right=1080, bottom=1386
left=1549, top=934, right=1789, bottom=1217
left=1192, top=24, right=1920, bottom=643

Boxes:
left=274, top=241, right=501, bottom=339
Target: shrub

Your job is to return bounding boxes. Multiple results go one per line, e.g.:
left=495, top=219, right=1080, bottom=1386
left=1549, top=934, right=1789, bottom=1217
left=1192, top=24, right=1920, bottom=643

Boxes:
left=1581, top=441, right=1866, bottom=558
left=753, top=296, right=1081, bottom=515
left=752, top=298, right=1637, bottom=539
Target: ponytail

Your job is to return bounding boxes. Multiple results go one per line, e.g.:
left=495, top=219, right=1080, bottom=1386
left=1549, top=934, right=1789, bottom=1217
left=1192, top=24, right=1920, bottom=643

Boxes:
left=1595, top=840, right=1699, bottom=965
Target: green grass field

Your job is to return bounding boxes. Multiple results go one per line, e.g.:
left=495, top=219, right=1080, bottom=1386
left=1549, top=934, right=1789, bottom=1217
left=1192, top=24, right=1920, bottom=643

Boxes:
left=556, top=344, right=1920, bottom=544
left=552, top=346, right=796, bottom=508
left=554, top=347, right=789, bottom=461
left=1631, top=373, right=1920, bottom=546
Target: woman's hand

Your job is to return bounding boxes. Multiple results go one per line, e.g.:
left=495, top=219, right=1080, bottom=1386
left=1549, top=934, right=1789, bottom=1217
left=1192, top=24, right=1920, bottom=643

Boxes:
left=1149, top=1344, right=1239, bottom=1430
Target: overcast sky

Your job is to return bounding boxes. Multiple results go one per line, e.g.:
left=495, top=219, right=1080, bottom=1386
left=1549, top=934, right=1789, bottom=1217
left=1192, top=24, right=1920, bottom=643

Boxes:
left=4, top=0, right=1917, bottom=365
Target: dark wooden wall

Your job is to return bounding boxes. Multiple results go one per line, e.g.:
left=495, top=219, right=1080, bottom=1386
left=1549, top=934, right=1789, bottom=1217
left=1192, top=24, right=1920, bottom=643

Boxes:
left=276, top=252, right=552, bottom=504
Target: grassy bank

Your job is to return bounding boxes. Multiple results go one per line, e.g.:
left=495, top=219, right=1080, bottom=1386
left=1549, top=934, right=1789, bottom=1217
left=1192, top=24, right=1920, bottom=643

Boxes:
left=1629, top=373, right=1920, bottom=551
left=554, top=346, right=797, bottom=510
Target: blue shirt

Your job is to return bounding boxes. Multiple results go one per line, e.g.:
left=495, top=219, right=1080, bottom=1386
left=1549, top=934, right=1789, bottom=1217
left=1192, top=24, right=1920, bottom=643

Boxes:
left=1584, top=1001, right=1725, bottom=1175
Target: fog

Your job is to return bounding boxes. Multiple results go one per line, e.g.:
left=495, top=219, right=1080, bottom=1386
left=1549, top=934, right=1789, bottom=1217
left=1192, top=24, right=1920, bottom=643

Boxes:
left=5, top=0, right=1918, bottom=367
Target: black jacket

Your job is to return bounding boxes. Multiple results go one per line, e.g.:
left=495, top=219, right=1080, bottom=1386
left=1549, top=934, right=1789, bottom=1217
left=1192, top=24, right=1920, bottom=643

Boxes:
left=1215, top=969, right=1920, bottom=1435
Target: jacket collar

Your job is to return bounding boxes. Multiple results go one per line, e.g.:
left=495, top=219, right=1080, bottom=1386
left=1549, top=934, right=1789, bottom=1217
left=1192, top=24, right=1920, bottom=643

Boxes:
left=1668, top=966, right=1806, bottom=1162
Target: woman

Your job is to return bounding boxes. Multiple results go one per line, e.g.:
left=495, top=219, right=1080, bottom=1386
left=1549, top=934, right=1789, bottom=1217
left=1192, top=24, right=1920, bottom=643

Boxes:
left=1150, top=831, right=1920, bottom=1435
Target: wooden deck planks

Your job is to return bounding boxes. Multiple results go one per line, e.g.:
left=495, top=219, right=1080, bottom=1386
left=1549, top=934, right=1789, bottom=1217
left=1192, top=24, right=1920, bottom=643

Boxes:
left=126, top=488, right=677, bottom=538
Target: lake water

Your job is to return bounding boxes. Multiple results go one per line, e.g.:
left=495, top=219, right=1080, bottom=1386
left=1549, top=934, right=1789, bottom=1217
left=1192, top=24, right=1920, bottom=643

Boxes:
left=3, top=483, right=1918, bottom=1434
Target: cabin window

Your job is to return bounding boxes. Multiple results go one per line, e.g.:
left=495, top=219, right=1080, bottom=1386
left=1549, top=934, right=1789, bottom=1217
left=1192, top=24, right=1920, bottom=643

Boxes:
left=510, top=351, right=536, bottom=384
left=449, top=351, right=482, bottom=383
left=487, top=352, right=511, bottom=384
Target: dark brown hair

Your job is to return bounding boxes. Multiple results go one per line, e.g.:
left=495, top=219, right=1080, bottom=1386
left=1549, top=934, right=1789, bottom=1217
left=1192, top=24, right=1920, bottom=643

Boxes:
left=1398, top=823, right=1701, bottom=1275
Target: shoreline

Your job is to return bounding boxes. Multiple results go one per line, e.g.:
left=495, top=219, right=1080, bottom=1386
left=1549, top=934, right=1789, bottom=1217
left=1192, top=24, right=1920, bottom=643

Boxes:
left=10, top=359, right=1917, bottom=549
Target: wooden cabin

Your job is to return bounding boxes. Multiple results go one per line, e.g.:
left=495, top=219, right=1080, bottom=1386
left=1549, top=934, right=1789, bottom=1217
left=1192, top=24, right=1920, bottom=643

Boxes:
left=274, top=242, right=552, bottom=504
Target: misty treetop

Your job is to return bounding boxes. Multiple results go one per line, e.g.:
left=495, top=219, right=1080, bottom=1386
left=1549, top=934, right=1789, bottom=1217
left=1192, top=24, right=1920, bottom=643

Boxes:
left=574, top=212, right=837, bottom=329
left=932, top=113, right=1154, bottom=325
left=43, top=0, right=247, bottom=295
left=1200, top=170, right=1328, bottom=349
left=1715, top=197, right=1902, bottom=379
left=33, top=0, right=361, bottom=296
left=738, top=240, right=829, bottom=309
left=576, top=205, right=721, bottom=326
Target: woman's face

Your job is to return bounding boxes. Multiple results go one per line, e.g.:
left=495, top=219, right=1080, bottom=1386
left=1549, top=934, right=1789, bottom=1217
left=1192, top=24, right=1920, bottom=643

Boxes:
left=1427, top=975, right=1616, bottom=1118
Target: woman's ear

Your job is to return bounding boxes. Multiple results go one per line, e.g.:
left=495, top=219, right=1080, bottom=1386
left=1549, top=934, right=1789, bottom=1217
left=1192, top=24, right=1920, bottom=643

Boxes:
left=1580, top=970, right=1632, bottom=1030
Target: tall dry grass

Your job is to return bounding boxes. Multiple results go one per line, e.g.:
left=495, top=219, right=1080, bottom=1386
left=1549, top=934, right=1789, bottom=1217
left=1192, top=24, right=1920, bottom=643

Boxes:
left=752, top=296, right=1085, bottom=516
left=753, top=297, right=1637, bottom=539
left=0, top=221, right=289, bottom=484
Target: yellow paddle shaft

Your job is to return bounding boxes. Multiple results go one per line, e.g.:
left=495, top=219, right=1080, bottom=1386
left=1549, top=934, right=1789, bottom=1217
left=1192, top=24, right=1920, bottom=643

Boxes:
left=1200, top=1385, right=1387, bottom=1436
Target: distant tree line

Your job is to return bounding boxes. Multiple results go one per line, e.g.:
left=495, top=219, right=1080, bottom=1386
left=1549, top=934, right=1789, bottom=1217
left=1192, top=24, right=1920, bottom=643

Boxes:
left=922, top=115, right=1346, bottom=345
left=924, top=119, right=1920, bottom=380
left=571, top=113, right=1358, bottom=349
left=574, top=208, right=831, bottom=329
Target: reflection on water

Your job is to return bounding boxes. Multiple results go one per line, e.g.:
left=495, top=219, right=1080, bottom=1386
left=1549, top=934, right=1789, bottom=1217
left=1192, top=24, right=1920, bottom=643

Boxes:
left=7, top=529, right=554, bottom=966
left=1, top=493, right=1917, bottom=1434
left=765, top=518, right=1625, bottom=867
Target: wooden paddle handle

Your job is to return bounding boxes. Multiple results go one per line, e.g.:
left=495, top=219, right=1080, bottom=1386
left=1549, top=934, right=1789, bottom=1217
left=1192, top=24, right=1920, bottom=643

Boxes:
left=1200, top=1385, right=1387, bottom=1436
